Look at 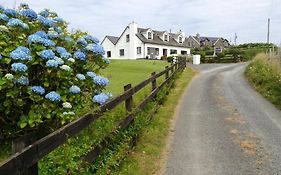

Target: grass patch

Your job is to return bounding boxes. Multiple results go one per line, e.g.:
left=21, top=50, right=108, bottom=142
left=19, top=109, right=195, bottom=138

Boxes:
left=100, top=60, right=169, bottom=95
left=245, top=53, right=281, bottom=109
left=114, top=67, right=195, bottom=175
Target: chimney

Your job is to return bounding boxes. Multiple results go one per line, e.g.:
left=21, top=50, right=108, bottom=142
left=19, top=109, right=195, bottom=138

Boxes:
left=196, top=33, right=200, bottom=39
left=129, top=21, right=138, bottom=58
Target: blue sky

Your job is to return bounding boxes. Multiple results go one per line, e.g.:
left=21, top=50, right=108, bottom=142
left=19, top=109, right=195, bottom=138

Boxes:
left=1, top=0, right=281, bottom=44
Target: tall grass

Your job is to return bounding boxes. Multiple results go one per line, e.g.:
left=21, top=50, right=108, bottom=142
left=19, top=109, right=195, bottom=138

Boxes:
left=245, top=53, right=281, bottom=109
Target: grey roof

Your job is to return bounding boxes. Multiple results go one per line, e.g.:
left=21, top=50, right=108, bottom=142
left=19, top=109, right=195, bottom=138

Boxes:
left=193, top=36, right=221, bottom=44
left=105, top=27, right=189, bottom=48
left=136, top=33, right=189, bottom=48
left=106, top=35, right=119, bottom=45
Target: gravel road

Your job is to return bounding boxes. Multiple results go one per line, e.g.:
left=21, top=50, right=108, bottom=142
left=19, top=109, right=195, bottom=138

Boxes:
left=165, top=63, right=281, bottom=175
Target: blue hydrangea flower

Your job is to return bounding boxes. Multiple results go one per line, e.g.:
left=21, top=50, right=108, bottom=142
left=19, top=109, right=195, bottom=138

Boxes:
left=20, top=9, right=37, bottom=20
left=41, top=38, right=55, bottom=47
left=16, top=76, right=29, bottom=85
left=56, top=47, right=71, bottom=58
left=74, top=51, right=86, bottom=61
left=37, top=15, right=53, bottom=27
left=92, top=93, right=111, bottom=105
left=85, top=44, right=105, bottom=55
left=60, top=52, right=71, bottom=59
left=54, top=56, right=64, bottom=65
left=76, top=37, right=87, bottom=46
left=31, top=86, right=45, bottom=95
left=0, top=53, right=2, bottom=60
left=40, top=50, right=55, bottom=60
left=46, top=59, right=59, bottom=68
left=76, top=74, right=86, bottom=80
left=86, top=71, right=96, bottom=78
left=83, top=35, right=99, bottom=44
left=38, top=10, right=49, bottom=17
left=11, top=63, right=28, bottom=72
left=28, top=34, right=42, bottom=43
left=0, top=13, right=9, bottom=21
left=7, top=18, right=29, bottom=29
left=34, top=31, right=48, bottom=38
left=56, top=47, right=67, bottom=54
left=69, top=85, right=81, bottom=94
left=45, top=91, right=61, bottom=102
left=54, top=26, right=62, bottom=34
left=93, top=75, right=109, bottom=86
left=65, top=36, right=74, bottom=42
left=4, top=9, right=17, bottom=17
left=47, top=30, right=59, bottom=38
left=53, top=17, right=64, bottom=23
left=10, top=46, right=32, bottom=61
left=28, top=33, right=55, bottom=47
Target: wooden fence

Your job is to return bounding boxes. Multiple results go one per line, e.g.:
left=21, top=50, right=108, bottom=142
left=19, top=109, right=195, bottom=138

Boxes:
left=0, top=57, right=187, bottom=175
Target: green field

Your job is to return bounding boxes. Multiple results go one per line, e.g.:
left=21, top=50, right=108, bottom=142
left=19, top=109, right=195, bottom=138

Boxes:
left=100, top=60, right=169, bottom=95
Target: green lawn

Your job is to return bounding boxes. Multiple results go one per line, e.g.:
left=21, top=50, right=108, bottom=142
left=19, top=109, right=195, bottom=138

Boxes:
left=100, top=60, right=169, bottom=95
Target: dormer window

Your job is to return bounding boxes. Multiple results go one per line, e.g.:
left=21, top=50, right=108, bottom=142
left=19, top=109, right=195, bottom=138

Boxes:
left=164, top=35, right=168, bottom=41
left=148, top=32, right=152, bottom=39
left=179, top=37, right=183, bottom=43
left=126, top=34, right=130, bottom=42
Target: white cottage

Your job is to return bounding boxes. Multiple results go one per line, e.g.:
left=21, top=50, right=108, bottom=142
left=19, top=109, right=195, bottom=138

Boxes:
left=101, top=22, right=191, bottom=59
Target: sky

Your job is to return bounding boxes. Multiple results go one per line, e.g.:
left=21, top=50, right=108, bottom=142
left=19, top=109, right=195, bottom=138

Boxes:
left=1, top=0, right=281, bottom=44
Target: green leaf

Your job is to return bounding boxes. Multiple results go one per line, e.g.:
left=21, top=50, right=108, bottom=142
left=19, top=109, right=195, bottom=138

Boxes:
left=20, top=122, right=27, bottom=128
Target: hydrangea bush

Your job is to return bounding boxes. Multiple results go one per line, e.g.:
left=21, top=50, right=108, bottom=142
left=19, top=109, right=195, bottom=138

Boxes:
left=0, top=3, right=111, bottom=139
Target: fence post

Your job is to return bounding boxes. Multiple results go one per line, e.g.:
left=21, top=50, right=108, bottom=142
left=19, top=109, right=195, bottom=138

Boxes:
left=12, top=135, right=38, bottom=175
left=151, top=72, right=156, bottom=91
left=171, top=64, right=174, bottom=73
left=165, top=66, right=169, bottom=80
left=124, top=84, right=133, bottom=112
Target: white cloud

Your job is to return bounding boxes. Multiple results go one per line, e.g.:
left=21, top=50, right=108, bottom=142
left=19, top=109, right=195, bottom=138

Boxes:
left=1, top=0, right=280, bottom=44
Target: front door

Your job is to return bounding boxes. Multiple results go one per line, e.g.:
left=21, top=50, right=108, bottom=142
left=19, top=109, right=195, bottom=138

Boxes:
left=163, top=49, right=167, bottom=56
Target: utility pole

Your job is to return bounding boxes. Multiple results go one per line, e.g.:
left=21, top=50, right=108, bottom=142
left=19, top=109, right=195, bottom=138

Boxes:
left=267, top=18, right=270, bottom=44
left=234, top=33, right=238, bottom=45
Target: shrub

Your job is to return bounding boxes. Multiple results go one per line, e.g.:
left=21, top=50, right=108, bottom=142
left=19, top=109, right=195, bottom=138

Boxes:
left=167, top=56, right=174, bottom=62
left=161, top=55, right=167, bottom=60
left=216, top=52, right=225, bottom=59
left=0, top=4, right=111, bottom=139
left=245, top=53, right=281, bottom=109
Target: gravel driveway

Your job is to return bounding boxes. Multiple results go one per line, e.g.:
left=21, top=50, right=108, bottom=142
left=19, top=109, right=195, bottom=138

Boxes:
left=165, top=63, right=281, bottom=175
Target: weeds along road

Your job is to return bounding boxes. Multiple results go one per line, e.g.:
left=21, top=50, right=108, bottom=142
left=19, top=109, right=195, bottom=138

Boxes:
left=165, top=63, right=281, bottom=175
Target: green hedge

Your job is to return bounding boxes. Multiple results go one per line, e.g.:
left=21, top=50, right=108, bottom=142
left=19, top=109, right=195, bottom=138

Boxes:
left=245, top=54, right=281, bottom=109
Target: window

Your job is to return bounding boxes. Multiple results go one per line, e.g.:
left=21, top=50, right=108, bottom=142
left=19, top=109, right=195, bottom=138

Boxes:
left=179, top=37, right=183, bottom=43
left=137, top=47, right=141, bottom=54
left=107, top=51, right=111, bottom=58
left=170, top=49, right=177, bottom=54
left=155, top=48, right=159, bottom=55
left=126, top=34, right=130, bottom=42
left=148, top=32, right=152, bottom=39
left=119, top=49, right=124, bottom=56
left=164, top=35, right=168, bottom=41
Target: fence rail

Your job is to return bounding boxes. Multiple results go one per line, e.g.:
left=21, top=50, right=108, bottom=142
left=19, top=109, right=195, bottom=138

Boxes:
left=0, top=58, right=187, bottom=175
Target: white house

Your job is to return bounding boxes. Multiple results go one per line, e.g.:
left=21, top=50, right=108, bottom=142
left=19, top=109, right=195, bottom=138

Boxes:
left=101, top=22, right=191, bottom=59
